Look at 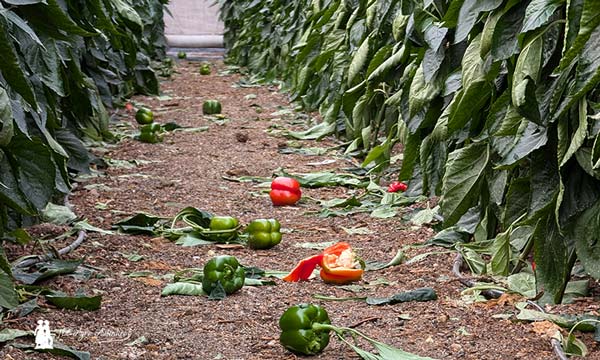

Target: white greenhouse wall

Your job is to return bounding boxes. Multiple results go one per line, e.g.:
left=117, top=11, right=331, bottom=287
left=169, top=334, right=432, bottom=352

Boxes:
left=164, top=0, right=224, bottom=48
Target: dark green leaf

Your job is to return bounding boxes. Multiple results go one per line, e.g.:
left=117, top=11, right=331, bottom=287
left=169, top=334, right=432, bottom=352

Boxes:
left=440, top=143, right=489, bottom=226
left=55, top=129, right=91, bottom=173
left=555, top=26, right=600, bottom=121
left=503, top=178, right=529, bottom=227
left=517, top=308, right=599, bottom=331
left=490, top=2, right=527, bottom=60
left=0, top=20, right=36, bottom=106
left=171, top=206, right=212, bottom=229
left=0, top=267, right=18, bottom=309
left=529, top=148, right=559, bottom=220
left=455, top=0, right=503, bottom=43
left=366, top=287, right=437, bottom=305
left=557, top=0, right=600, bottom=71
left=0, top=86, right=14, bottom=147
left=13, top=342, right=90, bottom=360
left=347, top=32, right=371, bottom=85
left=0, top=328, right=29, bottom=343
left=512, top=37, right=543, bottom=124
left=572, top=201, right=600, bottom=278
left=490, top=229, right=511, bottom=275
left=533, top=217, right=571, bottom=304
left=113, top=212, right=165, bottom=235
left=45, top=292, right=102, bottom=311
left=493, top=111, right=548, bottom=167
left=12, top=259, right=83, bottom=285
left=6, top=134, right=56, bottom=211
left=0, top=148, right=32, bottom=214
left=521, top=0, right=564, bottom=33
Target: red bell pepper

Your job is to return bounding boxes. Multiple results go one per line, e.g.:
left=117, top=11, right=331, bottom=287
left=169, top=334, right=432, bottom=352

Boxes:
left=282, top=242, right=363, bottom=284
left=270, top=177, right=302, bottom=206
left=387, top=181, right=407, bottom=193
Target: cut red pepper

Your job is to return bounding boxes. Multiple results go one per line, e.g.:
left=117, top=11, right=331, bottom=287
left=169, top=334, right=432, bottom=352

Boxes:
left=281, top=253, right=324, bottom=282
left=282, top=242, right=363, bottom=284
left=320, top=247, right=364, bottom=284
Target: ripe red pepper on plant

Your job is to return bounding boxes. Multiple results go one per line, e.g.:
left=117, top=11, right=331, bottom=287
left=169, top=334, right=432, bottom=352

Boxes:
left=270, top=176, right=301, bottom=206
left=282, top=242, right=363, bottom=284
left=387, top=181, right=407, bottom=193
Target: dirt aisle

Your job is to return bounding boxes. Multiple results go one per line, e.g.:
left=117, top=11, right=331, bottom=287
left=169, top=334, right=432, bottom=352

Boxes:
left=2, top=58, right=561, bottom=359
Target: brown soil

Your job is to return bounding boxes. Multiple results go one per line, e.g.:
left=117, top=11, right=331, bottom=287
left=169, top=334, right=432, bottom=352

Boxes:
left=1, top=54, right=599, bottom=360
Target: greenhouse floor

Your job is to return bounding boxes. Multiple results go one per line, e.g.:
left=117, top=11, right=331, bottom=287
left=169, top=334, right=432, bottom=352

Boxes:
left=2, top=59, right=597, bottom=359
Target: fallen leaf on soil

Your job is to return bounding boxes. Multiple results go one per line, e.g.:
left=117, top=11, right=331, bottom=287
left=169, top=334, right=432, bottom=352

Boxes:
left=476, top=293, right=522, bottom=309
left=530, top=321, right=562, bottom=338
left=216, top=244, right=245, bottom=250
left=134, top=277, right=163, bottom=287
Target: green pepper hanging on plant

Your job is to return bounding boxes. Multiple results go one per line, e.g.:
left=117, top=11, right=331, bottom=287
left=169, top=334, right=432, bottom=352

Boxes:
left=244, top=218, right=282, bottom=249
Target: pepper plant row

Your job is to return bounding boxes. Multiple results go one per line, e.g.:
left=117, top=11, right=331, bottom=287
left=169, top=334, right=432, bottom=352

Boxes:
left=0, top=0, right=168, bottom=310
left=218, top=0, right=600, bottom=304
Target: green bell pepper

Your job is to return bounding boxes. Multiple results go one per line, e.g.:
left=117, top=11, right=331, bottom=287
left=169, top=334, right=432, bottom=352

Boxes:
left=202, top=99, right=222, bottom=115
left=137, top=123, right=163, bottom=143
left=135, top=107, right=154, bottom=124
left=279, top=303, right=331, bottom=355
left=245, top=218, right=282, bottom=249
left=208, top=216, right=239, bottom=243
left=200, top=63, right=211, bottom=75
left=202, top=255, right=245, bottom=295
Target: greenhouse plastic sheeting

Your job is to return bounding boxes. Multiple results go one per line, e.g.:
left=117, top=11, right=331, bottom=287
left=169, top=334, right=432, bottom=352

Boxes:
left=165, top=0, right=223, bottom=48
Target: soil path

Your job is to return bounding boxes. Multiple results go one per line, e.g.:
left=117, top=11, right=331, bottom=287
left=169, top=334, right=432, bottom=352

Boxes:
left=2, top=57, right=571, bottom=359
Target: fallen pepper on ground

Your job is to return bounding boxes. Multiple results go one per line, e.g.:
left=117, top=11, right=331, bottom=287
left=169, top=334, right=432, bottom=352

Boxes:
left=202, top=255, right=245, bottom=296
left=279, top=303, right=435, bottom=358
left=269, top=176, right=301, bottom=206
left=282, top=242, right=363, bottom=284
left=244, top=218, right=282, bottom=249
left=207, top=216, right=239, bottom=243
left=279, top=303, right=331, bottom=355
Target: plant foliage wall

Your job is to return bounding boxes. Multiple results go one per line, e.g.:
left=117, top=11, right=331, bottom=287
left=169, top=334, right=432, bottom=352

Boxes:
left=218, top=0, right=600, bottom=304
left=0, top=0, right=168, bottom=309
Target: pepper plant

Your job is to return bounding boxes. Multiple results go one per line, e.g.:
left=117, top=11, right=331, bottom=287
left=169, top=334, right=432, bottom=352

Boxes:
left=219, top=0, right=600, bottom=304
left=0, top=0, right=168, bottom=311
